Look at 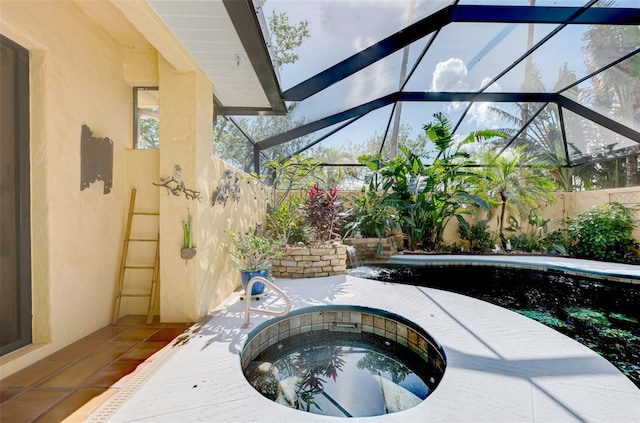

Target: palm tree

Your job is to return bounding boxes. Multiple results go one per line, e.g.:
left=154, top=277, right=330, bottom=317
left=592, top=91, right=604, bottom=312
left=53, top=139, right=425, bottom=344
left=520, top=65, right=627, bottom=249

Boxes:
left=473, top=146, right=558, bottom=243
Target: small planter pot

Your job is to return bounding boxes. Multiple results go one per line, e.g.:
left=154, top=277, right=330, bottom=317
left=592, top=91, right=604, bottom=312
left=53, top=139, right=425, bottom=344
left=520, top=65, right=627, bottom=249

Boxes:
left=181, top=247, right=197, bottom=260
left=241, top=269, right=268, bottom=296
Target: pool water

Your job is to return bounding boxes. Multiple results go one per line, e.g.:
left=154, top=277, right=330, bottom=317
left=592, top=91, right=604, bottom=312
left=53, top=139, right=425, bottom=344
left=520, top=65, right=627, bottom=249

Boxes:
left=242, top=306, right=446, bottom=418
left=349, top=264, right=640, bottom=388
left=245, top=331, right=432, bottom=417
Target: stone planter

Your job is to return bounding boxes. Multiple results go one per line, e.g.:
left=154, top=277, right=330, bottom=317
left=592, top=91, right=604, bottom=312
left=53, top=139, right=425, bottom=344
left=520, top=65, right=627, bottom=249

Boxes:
left=271, top=244, right=347, bottom=278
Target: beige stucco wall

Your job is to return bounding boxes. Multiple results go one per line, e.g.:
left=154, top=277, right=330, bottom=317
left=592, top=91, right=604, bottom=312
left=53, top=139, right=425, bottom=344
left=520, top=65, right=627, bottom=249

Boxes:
left=154, top=56, right=272, bottom=323
left=443, top=187, right=640, bottom=244
left=0, top=0, right=134, bottom=376
left=0, top=0, right=271, bottom=379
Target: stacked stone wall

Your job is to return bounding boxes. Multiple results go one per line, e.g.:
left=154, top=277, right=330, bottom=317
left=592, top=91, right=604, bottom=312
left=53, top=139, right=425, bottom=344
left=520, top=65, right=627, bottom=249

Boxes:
left=343, top=237, right=400, bottom=262
left=271, top=245, right=347, bottom=278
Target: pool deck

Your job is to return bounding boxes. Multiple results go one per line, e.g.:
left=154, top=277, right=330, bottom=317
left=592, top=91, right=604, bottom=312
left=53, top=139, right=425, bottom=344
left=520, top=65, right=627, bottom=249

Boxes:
left=88, top=256, right=639, bottom=423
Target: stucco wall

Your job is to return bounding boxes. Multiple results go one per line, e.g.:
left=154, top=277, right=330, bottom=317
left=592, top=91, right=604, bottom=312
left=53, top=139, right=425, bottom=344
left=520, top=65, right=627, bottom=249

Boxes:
left=0, top=0, right=272, bottom=378
left=0, top=1, right=134, bottom=376
left=443, top=187, right=640, bottom=245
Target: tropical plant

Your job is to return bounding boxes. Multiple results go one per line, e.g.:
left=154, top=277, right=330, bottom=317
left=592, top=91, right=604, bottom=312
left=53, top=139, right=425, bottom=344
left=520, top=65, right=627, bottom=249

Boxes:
left=343, top=183, right=403, bottom=256
left=472, top=145, right=557, bottom=245
left=359, top=112, right=505, bottom=250
left=503, top=209, right=552, bottom=253
left=359, top=144, right=428, bottom=250
left=256, top=154, right=323, bottom=245
left=226, top=226, right=285, bottom=272
left=458, top=219, right=494, bottom=253
left=306, top=184, right=344, bottom=243
left=266, top=193, right=310, bottom=245
left=343, top=184, right=402, bottom=240
left=539, top=228, right=570, bottom=255
left=261, top=154, right=324, bottom=211
left=562, top=202, right=640, bottom=263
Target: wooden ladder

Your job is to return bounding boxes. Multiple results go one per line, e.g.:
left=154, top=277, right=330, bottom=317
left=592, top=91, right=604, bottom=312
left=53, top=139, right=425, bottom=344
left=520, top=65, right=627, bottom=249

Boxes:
left=112, top=188, right=160, bottom=325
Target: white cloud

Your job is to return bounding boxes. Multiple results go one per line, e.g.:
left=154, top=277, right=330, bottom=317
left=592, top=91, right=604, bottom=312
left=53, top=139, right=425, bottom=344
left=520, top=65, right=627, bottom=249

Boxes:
left=467, top=77, right=503, bottom=128
left=431, top=58, right=469, bottom=91
left=468, top=103, right=502, bottom=129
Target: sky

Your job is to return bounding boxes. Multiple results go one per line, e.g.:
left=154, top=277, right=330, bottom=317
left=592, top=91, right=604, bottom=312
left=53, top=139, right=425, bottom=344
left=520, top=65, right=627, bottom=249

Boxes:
left=251, top=0, right=633, bottom=154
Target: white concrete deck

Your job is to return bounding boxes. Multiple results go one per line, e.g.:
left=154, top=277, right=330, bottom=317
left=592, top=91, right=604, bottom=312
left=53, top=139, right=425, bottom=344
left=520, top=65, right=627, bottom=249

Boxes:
left=89, top=257, right=639, bottom=423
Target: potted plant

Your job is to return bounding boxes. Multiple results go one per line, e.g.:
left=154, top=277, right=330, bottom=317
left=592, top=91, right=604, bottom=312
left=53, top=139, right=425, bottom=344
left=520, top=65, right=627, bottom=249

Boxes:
left=227, top=226, right=285, bottom=295
left=181, top=211, right=197, bottom=260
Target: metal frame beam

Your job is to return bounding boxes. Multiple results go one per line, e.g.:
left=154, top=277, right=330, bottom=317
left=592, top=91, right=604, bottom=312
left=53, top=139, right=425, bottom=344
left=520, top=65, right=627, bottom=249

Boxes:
left=258, top=91, right=640, bottom=151
left=282, top=5, right=640, bottom=102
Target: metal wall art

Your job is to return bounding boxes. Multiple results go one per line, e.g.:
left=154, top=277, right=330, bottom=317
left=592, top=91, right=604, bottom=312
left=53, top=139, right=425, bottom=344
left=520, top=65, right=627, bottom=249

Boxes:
left=153, top=165, right=201, bottom=201
left=212, top=169, right=241, bottom=207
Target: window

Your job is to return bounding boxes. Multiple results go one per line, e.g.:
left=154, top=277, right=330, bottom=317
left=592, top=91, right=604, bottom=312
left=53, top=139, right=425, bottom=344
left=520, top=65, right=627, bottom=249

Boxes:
left=134, top=87, right=159, bottom=149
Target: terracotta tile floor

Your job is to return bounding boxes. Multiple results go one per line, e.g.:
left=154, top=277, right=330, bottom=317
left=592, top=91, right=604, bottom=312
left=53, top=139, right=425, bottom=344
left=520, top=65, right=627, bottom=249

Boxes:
left=0, top=315, right=193, bottom=423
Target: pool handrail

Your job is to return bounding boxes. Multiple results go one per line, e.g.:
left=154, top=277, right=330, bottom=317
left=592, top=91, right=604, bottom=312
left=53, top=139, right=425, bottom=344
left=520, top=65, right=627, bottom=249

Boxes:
left=241, top=276, right=291, bottom=328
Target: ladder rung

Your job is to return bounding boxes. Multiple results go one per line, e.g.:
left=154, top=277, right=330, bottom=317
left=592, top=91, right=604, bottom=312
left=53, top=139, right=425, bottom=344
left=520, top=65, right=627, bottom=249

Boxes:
left=127, top=238, right=159, bottom=242
left=124, top=265, right=155, bottom=270
left=133, top=212, right=159, bottom=216
left=120, top=293, right=152, bottom=298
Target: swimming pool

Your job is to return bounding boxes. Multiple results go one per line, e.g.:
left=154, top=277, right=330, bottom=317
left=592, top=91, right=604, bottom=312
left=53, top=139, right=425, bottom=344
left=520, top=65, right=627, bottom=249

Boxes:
left=349, top=262, right=640, bottom=388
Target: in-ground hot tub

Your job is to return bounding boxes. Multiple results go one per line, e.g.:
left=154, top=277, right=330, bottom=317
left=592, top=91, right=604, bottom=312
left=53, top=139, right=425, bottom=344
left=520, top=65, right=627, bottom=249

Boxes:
left=240, top=305, right=446, bottom=417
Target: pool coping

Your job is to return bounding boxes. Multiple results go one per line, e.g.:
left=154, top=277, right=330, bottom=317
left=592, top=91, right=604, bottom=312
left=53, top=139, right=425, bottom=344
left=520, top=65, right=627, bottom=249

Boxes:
left=88, top=257, right=640, bottom=422
left=388, top=254, right=640, bottom=284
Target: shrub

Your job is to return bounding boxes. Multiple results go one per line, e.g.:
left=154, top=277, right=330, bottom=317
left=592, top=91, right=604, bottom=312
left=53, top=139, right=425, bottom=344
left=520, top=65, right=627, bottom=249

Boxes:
left=226, top=227, right=285, bottom=272
left=458, top=220, right=494, bottom=252
left=306, top=184, right=345, bottom=243
left=267, top=194, right=310, bottom=245
left=343, top=187, right=402, bottom=239
left=564, top=202, right=639, bottom=263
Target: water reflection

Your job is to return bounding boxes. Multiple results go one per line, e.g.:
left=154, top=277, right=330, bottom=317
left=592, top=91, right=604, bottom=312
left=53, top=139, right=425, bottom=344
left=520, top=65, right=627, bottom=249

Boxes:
left=246, top=339, right=430, bottom=417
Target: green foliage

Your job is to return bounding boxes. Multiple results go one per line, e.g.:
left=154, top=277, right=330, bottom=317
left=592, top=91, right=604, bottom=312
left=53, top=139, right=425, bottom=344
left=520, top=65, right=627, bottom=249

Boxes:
left=181, top=213, right=193, bottom=248
left=458, top=220, right=494, bottom=252
left=565, top=307, right=611, bottom=326
left=503, top=209, right=552, bottom=252
left=610, top=313, right=639, bottom=324
left=343, top=184, right=402, bottom=239
left=213, top=6, right=310, bottom=171
left=226, top=227, right=284, bottom=272
left=214, top=114, right=312, bottom=173
left=472, top=145, right=557, bottom=245
left=359, top=112, right=502, bottom=250
left=600, top=328, right=637, bottom=342
left=563, top=202, right=639, bottom=263
left=539, top=229, right=570, bottom=255
left=260, top=154, right=324, bottom=210
left=267, top=194, right=310, bottom=245
left=138, top=114, right=159, bottom=149
left=267, top=9, right=310, bottom=68
left=343, top=184, right=403, bottom=256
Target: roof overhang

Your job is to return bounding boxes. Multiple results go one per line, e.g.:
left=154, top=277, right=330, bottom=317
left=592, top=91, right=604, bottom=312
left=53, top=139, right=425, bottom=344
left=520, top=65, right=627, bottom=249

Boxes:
left=77, top=0, right=286, bottom=115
